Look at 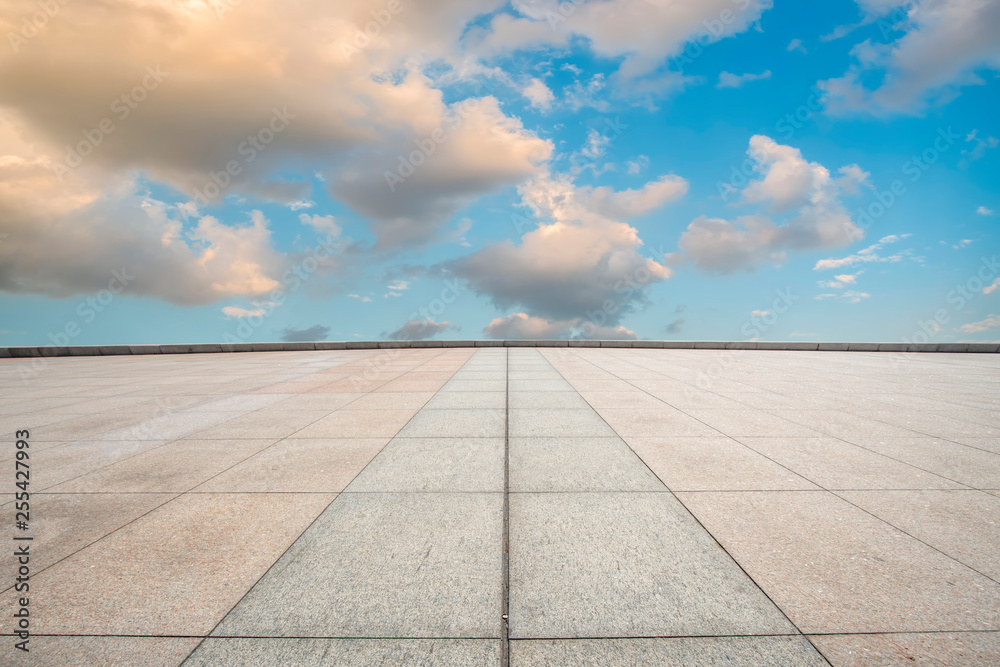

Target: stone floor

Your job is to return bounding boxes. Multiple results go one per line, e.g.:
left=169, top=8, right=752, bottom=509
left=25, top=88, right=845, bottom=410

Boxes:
left=2, top=347, right=999, bottom=666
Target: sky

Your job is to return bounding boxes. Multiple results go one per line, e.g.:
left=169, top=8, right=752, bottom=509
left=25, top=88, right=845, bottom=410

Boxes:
left=0, top=0, right=998, bottom=345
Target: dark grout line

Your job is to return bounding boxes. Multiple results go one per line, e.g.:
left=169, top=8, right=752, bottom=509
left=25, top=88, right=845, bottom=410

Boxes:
left=12, top=628, right=1000, bottom=640
left=501, top=346, right=511, bottom=667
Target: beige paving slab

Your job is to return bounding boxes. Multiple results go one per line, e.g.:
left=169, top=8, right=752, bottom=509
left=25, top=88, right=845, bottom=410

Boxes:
left=338, top=391, right=435, bottom=410
left=48, top=438, right=279, bottom=493
left=292, top=409, right=419, bottom=438
left=846, top=437, right=1000, bottom=489
left=682, top=409, right=823, bottom=437
left=195, top=437, right=390, bottom=492
left=593, top=407, right=719, bottom=437
left=678, top=490, right=1000, bottom=634
left=627, top=436, right=819, bottom=491
left=838, top=489, right=1000, bottom=581
left=810, top=631, right=1000, bottom=667
left=187, top=409, right=330, bottom=439
left=1, top=492, right=175, bottom=579
left=0, top=493, right=334, bottom=635
left=27, top=439, right=173, bottom=489
left=736, top=437, right=965, bottom=490
left=270, top=393, right=363, bottom=410
left=22, top=636, right=202, bottom=667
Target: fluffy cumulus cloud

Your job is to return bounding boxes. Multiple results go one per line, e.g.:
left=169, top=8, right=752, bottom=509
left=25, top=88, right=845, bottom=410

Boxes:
left=0, top=0, right=559, bottom=300
left=484, top=313, right=576, bottom=339
left=469, top=0, right=772, bottom=95
left=522, top=78, right=555, bottom=109
left=821, top=0, right=1000, bottom=115
left=482, top=312, right=638, bottom=340
left=448, top=171, right=684, bottom=334
left=333, top=96, right=552, bottom=247
left=387, top=317, right=458, bottom=340
left=673, top=135, right=867, bottom=273
left=0, top=118, right=287, bottom=304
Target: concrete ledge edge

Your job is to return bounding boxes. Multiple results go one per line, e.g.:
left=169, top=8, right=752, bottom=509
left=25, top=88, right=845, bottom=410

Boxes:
left=2, top=340, right=997, bottom=359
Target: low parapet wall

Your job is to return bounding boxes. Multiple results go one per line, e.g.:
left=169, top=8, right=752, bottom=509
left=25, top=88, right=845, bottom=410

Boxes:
left=1, top=340, right=998, bottom=358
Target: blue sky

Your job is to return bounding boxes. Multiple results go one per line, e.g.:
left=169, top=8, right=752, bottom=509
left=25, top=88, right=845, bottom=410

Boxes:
left=1, top=0, right=998, bottom=345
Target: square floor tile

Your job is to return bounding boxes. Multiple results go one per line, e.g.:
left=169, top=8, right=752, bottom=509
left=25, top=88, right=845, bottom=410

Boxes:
left=678, top=490, right=1000, bottom=634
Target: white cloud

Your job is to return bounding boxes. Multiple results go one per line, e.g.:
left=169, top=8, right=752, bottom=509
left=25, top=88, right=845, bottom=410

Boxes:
left=814, top=234, right=913, bottom=270
left=482, top=313, right=638, bottom=340
left=818, top=272, right=861, bottom=289
left=751, top=310, right=772, bottom=317
left=347, top=293, right=372, bottom=302
left=332, top=96, right=552, bottom=247
left=0, top=0, right=565, bottom=299
left=450, top=172, right=678, bottom=323
left=959, top=314, right=1000, bottom=333
left=977, top=206, right=996, bottom=216
left=472, top=0, right=772, bottom=97
left=953, top=239, right=973, bottom=249
left=522, top=78, right=555, bottom=110
left=960, top=129, right=999, bottom=167
left=674, top=135, right=866, bottom=273
left=0, top=138, right=288, bottom=304
left=717, top=70, right=772, bottom=89
left=484, top=313, right=575, bottom=339
left=787, top=38, right=807, bottom=54
left=222, top=306, right=267, bottom=319
left=984, top=278, right=1000, bottom=295
left=584, top=324, right=639, bottom=340
left=821, top=0, right=1000, bottom=115
left=815, top=291, right=871, bottom=303
left=626, top=155, right=650, bottom=175
left=578, top=175, right=689, bottom=219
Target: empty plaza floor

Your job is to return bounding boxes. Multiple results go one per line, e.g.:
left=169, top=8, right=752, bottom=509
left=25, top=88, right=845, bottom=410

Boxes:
left=2, top=346, right=999, bottom=666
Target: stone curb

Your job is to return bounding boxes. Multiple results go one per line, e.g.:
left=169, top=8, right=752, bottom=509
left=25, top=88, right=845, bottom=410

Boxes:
left=2, top=341, right=998, bottom=358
